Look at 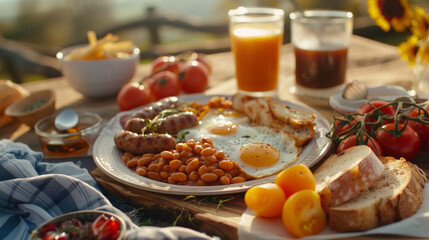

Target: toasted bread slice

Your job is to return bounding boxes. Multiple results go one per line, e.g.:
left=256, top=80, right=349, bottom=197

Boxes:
left=314, top=145, right=384, bottom=212
left=269, top=101, right=316, bottom=128
left=271, top=118, right=315, bottom=147
left=231, top=93, right=315, bottom=147
left=329, top=157, right=427, bottom=232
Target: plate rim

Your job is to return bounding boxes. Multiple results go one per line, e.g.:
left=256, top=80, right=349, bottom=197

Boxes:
left=93, top=93, right=332, bottom=195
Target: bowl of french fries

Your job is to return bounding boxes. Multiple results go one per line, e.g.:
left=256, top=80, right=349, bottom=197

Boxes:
left=57, top=31, right=140, bottom=99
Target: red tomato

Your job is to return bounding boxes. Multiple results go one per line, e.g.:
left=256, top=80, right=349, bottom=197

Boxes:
left=333, top=115, right=353, bottom=137
left=357, top=100, right=396, bottom=116
left=92, top=214, right=120, bottom=239
left=408, top=108, right=429, bottom=144
left=337, top=134, right=383, bottom=156
left=375, top=123, right=421, bottom=161
left=149, top=71, right=181, bottom=100
left=427, top=140, right=429, bottom=155
left=179, top=60, right=209, bottom=93
left=116, top=82, right=154, bottom=111
left=357, top=100, right=396, bottom=132
left=151, top=56, right=182, bottom=75
left=196, top=54, right=212, bottom=73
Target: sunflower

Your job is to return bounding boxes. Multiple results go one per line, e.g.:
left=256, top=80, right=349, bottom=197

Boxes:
left=398, top=35, right=419, bottom=65
left=367, top=0, right=412, bottom=32
left=411, top=7, right=429, bottom=39
left=417, top=42, right=429, bottom=64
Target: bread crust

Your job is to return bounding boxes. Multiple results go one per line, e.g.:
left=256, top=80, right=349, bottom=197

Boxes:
left=314, top=146, right=384, bottom=212
left=329, top=157, right=427, bottom=232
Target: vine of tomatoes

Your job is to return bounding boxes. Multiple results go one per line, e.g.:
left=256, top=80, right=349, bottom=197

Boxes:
left=328, top=98, right=429, bottom=161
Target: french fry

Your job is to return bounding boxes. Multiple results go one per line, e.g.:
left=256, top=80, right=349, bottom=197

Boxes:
left=65, top=31, right=133, bottom=61
left=87, top=31, right=97, bottom=46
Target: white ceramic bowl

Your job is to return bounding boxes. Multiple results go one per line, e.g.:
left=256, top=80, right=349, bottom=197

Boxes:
left=57, top=45, right=140, bottom=99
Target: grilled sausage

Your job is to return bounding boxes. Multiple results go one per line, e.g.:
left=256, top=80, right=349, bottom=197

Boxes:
left=124, top=117, right=147, bottom=134
left=119, top=97, right=182, bottom=128
left=132, top=96, right=182, bottom=119
left=124, top=111, right=199, bottom=134
left=156, top=111, right=199, bottom=134
left=114, top=130, right=177, bottom=155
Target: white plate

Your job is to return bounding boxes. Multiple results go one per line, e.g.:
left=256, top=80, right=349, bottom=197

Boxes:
left=93, top=94, right=332, bottom=196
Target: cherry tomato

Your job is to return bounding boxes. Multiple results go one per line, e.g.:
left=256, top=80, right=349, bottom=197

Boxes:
left=337, top=134, right=383, bottom=156
left=92, top=214, right=120, bottom=239
left=375, top=123, right=421, bottom=161
left=195, top=54, right=212, bottom=73
left=244, top=183, right=286, bottom=218
left=274, top=164, right=315, bottom=198
left=282, top=190, right=326, bottom=238
left=117, top=82, right=154, bottom=111
left=149, top=71, right=181, bottom=100
left=333, top=115, right=353, bottom=137
left=151, top=56, right=182, bottom=75
left=357, top=100, right=396, bottom=116
left=427, top=140, right=429, bottom=155
left=408, top=108, right=429, bottom=144
left=178, top=60, right=209, bottom=93
left=357, top=100, right=396, bottom=132
left=40, top=223, right=56, bottom=235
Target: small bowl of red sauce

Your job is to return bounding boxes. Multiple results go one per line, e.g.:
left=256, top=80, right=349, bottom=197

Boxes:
left=35, top=111, right=102, bottom=156
left=30, top=210, right=126, bottom=240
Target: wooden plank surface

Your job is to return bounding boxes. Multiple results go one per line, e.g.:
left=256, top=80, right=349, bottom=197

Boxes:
left=1, top=36, right=427, bottom=240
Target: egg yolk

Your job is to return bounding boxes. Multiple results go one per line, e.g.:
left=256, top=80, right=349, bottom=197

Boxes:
left=239, top=143, right=280, bottom=167
left=207, top=120, right=238, bottom=135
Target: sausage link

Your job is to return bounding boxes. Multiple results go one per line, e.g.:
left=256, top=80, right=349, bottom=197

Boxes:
left=124, top=118, right=147, bottom=133
left=119, top=97, right=182, bottom=127
left=125, top=111, right=198, bottom=134
left=132, top=97, right=182, bottom=119
left=156, top=112, right=199, bottom=134
left=114, top=131, right=177, bottom=155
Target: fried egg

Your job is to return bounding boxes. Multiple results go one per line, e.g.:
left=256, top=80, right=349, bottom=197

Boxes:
left=180, top=110, right=299, bottom=179
left=218, top=126, right=299, bottom=179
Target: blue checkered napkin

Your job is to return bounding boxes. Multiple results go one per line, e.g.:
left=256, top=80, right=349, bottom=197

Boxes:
left=0, top=174, right=111, bottom=240
left=0, top=139, right=218, bottom=240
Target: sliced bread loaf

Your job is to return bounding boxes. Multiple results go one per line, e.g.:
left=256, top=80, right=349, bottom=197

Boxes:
left=329, top=157, right=427, bottom=232
left=314, top=145, right=384, bottom=212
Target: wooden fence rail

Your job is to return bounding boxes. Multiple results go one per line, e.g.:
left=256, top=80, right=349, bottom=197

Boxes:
left=0, top=7, right=390, bottom=83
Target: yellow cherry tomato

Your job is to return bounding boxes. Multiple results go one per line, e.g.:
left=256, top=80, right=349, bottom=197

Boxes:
left=282, top=189, right=326, bottom=238
left=274, top=164, right=316, bottom=198
left=244, top=183, right=286, bottom=218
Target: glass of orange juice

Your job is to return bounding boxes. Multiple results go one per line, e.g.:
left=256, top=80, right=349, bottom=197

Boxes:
left=229, top=7, right=284, bottom=97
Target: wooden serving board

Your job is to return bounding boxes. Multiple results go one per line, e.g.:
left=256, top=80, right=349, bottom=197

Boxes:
left=91, top=167, right=246, bottom=240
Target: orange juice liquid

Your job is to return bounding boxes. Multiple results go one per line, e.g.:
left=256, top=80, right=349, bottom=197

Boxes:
left=231, top=24, right=283, bottom=93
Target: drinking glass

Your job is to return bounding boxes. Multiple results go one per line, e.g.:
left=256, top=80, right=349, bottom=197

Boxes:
left=229, top=7, right=284, bottom=97
left=290, top=10, right=353, bottom=96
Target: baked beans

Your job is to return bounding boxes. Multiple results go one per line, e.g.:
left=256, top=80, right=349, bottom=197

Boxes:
left=121, top=138, right=249, bottom=186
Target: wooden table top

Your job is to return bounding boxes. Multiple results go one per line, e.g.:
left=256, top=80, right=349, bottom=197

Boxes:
left=1, top=35, right=427, bottom=240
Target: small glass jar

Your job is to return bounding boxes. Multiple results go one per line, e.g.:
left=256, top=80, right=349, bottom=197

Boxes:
left=35, top=112, right=102, bottom=156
